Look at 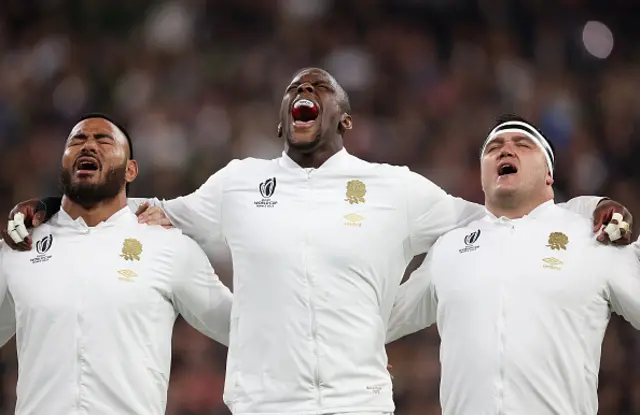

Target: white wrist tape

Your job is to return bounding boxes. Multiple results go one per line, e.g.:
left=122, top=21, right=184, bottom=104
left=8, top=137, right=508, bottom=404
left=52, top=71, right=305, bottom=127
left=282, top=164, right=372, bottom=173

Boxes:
left=604, top=223, right=621, bottom=241
left=13, top=213, right=29, bottom=239
left=6, top=212, right=29, bottom=243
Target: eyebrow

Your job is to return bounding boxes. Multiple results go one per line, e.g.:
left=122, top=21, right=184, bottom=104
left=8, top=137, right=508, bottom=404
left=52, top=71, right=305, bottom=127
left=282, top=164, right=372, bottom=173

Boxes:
left=70, top=132, right=114, bottom=140
left=509, top=135, right=537, bottom=146
left=288, top=80, right=334, bottom=89
left=488, top=135, right=532, bottom=146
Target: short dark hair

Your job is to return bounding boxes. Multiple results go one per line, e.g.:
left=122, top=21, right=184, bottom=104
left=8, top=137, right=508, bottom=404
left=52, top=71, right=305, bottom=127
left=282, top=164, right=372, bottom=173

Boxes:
left=74, top=113, right=134, bottom=194
left=337, top=88, right=351, bottom=115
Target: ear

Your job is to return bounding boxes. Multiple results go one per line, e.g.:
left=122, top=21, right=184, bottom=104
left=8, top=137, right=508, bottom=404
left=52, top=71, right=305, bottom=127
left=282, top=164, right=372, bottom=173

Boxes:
left=545, top=170, right=554, bottom=186
left=277, top=123, right=282, bottom=138
left=126, top=159, right=139, bottom=184
left=339, top=113, right=353, bottom=132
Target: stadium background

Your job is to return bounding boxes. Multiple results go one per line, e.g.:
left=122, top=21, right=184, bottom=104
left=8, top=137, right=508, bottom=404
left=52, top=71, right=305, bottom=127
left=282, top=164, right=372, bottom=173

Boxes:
left=1, top=0, right=640, bottom=413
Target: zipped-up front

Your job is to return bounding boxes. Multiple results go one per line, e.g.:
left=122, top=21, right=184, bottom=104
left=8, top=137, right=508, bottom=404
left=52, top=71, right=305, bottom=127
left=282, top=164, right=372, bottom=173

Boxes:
left=496, top=285, right=505, bottom=414
left=77, top=227, right=90, bottom=414
left=305, top=169, right=322, bottom=406
left=496, top=220, right=514, bottom=414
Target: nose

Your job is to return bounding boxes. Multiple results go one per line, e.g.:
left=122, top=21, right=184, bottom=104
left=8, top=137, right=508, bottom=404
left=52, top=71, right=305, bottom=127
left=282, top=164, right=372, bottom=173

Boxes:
left=500, top=148, right=514, bottom=157
left=297, top=83, right=314, bottom=94
left=499, top=143, right=516, bottom=158
left=80, top=138, right=99, bottom=154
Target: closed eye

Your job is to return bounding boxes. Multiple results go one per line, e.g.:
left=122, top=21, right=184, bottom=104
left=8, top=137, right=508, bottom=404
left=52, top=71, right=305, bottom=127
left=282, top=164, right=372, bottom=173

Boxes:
left=67, top=134, right=114, bottom=146
left=314, top=83, right=334, bottom=92
left=68, top=137, right=86, bottom=146
left=96, top=137, right=114, bottom=145
left=94, top=133, right=114, bottom=142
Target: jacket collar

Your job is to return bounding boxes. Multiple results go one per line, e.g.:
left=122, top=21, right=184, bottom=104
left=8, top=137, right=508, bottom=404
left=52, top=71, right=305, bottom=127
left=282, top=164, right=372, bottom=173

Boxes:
left=278, top=148, right=352, bottom=171
left=54, top=205, right=136, bottom=230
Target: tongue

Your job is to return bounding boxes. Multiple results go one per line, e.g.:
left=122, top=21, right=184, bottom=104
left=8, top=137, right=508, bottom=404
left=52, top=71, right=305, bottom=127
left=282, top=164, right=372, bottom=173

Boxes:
left=292, top=104, right=318, bottom=122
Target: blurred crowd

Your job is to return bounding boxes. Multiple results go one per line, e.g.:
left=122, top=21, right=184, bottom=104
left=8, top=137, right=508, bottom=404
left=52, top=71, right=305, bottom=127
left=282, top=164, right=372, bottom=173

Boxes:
left=1, top=0, right=640, bottom=414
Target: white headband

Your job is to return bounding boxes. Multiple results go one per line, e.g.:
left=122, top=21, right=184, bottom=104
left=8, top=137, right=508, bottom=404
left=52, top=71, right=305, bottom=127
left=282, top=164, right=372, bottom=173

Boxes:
left=481, top=120, right=555, bottom=176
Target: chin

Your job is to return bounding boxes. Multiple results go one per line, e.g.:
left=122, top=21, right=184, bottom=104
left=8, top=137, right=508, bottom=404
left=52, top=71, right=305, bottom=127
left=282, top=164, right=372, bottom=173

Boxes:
left=493, top=186, right=520, bottom=198
left=72, top=177, right=99, bottom=186
left=287, top=134, right=322, bottom=152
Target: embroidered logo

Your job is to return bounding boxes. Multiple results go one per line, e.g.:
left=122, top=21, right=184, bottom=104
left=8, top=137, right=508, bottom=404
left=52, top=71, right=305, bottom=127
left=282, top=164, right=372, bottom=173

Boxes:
left=345, top=180, right=366, bottom=204
left=547, top=232, right=568, bottom=250
left=117, top=269, right=138, bottom=282
left=542, top=257, right=563, bottom=270
left=30, top=234, right=54, bottom=264
left=120, top=238, right=143, bottom=261
left=344, top=213, right=364, bottom=227
left=459, top=229, right=481, bottom=253
left=255, top=177, right=278, bottom=208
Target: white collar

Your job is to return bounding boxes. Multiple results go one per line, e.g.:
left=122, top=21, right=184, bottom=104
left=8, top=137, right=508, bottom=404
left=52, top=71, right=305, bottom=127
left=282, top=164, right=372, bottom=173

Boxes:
left=278, top=148, right=352, bottom=171
left=54, top=205, right=136, bottom=229
left=484, top=199, right=556, bottom=223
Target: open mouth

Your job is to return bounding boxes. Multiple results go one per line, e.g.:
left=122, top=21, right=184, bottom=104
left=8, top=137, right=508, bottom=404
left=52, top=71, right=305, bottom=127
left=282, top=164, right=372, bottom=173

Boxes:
left=291, top=98, right=319, bottom=128
left=497, top=162, right=518, bottom=176
left=75, top=156, right=101, bottom=175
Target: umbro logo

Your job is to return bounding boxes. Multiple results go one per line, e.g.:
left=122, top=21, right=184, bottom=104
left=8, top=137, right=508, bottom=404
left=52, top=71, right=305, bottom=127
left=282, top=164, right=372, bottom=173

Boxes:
left=31, top=234, right=54, bottom=264
left=344, top=213, right=364, bottom=227
left=118, top=269, right=138, bottom=282
left=459, top=229, right=481, bottom=254
left=255, top=177, right=278, bottom=208
left=542, top=257, right=563, bottom=270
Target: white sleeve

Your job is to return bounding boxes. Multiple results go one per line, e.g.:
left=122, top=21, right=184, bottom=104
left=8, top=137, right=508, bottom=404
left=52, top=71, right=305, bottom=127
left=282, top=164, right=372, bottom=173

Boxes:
left=556, top=196, right=605, bottom=220
left=0, top=245, right=15, bottom=347
left=386, top=247, right=438, bottom=343
left=0, top=293, right=16, bottom=348
left=160, top=163, right=231, bottom=250
left=171, top=234, right=233, bottom=346
left=406, top=170, right=485, bottom=256
left=607, top=243, right=640, bottom=330
left=127, top=162, right=233, bottom=262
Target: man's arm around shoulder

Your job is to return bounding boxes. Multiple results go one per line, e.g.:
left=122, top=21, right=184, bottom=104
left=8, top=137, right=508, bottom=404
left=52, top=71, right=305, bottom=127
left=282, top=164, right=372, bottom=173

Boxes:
left=403, top=169, right=486, bottom=256
left=133, top=160, right=239, bottom=248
